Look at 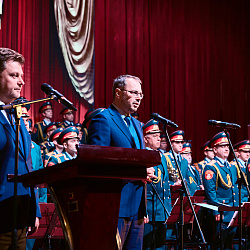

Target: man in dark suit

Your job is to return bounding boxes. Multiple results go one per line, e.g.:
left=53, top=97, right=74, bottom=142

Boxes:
left=0, top=48, right=41, bottom=249
left=88, top=74, right=156, bottom=249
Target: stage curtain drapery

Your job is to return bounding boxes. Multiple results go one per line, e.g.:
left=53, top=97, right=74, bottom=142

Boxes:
left=0, top=0, right=249, bottom=160
left=0, top=0, right=89, bottom=125
left=95, top=0, right=250, bottom=160
left=54, top=0, right=94, bottom=104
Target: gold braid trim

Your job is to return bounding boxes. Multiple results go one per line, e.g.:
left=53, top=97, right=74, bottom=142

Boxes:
left=212, top=164, right=232, bottom=190
left=37, top=122, right=47, bottom=141
left=232, top=162, right=249, bottom=186
left=189, top=176, right=197, bottom=185
left=164, top=153, right=179, bottom=180
left=152, top=168, right=162, bottom=184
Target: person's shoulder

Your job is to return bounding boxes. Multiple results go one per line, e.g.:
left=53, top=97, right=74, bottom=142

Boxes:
left=32, top=141, right=40, bottom=149
left=198, top=160, right=205, bottom=165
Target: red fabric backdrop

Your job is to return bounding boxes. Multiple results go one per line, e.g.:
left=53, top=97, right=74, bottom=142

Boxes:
left=95, top=0, right=250, bottom=161
left=0, top=0, right=89, bottom=125
left=0, top=0, right=249, bottom=161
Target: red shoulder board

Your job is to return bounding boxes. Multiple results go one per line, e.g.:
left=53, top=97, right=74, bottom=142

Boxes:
left=205, top=170, right=214, bottom=180
left=248, top=163, right=250, bottom=173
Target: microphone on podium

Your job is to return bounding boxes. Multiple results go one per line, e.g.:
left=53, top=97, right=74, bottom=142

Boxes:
left=41, top=83, right=77, bottom=111
left=151, top=113, right=178, bottom=128
left=208, top=120, right=241, bottom=129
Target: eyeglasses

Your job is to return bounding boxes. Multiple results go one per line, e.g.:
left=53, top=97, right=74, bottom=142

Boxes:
left=120, top=89, right=144, bottom=98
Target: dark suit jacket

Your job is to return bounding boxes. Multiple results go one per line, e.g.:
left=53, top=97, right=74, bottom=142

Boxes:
left=0, top=111, right=41, bottom=232
left=88, top=104, right=146, bottom=217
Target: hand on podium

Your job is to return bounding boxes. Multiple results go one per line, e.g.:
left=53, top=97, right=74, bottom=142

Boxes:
left=27, top=217, right=40, bottom=236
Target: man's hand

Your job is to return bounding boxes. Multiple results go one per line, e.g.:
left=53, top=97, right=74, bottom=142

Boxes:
left=144, top=216, right=149, bottom=224
left=215, top=214, right=220, bottom=221
left=27, top=217, right=40, bottom=236
left=146, top=167, right=157, bottom=182
left=174, top=179, right=182, bottom=185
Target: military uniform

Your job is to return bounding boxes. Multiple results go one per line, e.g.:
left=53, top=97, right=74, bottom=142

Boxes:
left=202, top=132, right=239, bottom=249
left=47, top=126, right=79, bottom=167
left=142, top=119, right=172, bottom=250
left=43, top=128, right=64, bottom=167
left=231, top=140, right=250, bottom=203
left=31, top=102, right=53, bottom=144
left=164, top=151, right=188, bottom=185
left=31, top=120, right=50, bottom=144
left=198, top=141, right=214, bottom=175
left=47, top=151, right=74, bottom=167
left=59, top=107, right=75, bottom=128
left=44, top=149, right=61, bottom=167
left=59, top=120, right=74, bottom=128
left=198, top=158, right=210, bottom=176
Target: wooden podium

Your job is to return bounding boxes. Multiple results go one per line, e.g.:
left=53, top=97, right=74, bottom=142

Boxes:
left=19, top=145, right=161, bottom=250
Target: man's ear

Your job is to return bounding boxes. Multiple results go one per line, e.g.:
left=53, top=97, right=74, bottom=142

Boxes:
left=115, top=88, right=121, bottom=99
left=63, top=142, right=67, bottom=149
left=213, top=147, right=217, bottom=154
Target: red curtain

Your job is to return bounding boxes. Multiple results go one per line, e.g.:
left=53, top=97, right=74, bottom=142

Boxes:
left=95, top=0, right=250, bottom=161
left=0, top=0, right=89, bottom=125
left=0, top=0, right=250, bottom=161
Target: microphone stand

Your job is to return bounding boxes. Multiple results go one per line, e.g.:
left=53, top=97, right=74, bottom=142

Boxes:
left=163, top=125, right=206, bottom=249
left=223, top=128, right=250, bottom=250
left=1, top=96, right=56, bottom=249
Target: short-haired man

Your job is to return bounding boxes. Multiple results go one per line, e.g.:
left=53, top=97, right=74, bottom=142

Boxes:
left=202, top=132, right=239, bottom=249
left=198, top=141, right=214, bottom=176
left=59, top=107, right=75, bottom=128
left=43, top=127, right=64, bottom=167
left=31, top=101, right=53, bottom=144
left=164, top=130, right=188, bottom=185
left=0, top=48, right=41, bottom=249
left=88, top=75, right=155, bottom=249
left=47, top=126, right=80, bottom=166
left=142, top=119, right=172, bottom=250
left=181, top=142, right=203, bottom=196
left=40, top=122, right=58, bottom=156
left=231, top=140, right=250, bottom=202
left=158, top=134, right=167, bottom=154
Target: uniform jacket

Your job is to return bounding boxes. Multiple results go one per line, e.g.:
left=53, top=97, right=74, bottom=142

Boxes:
left=146, top=152, right=172, bottom=221
left=198, top=158, right=210, bottom=175
left=186, top=165, right=201, bottom=196
left=59, top=121, right=74, bottom=129
left=47, top=151, right=72, bottom=167
left=202, top=157, right=239, bottom=222
left=164, top=150, right=189, bottom=185
left=31, top=120, right=48, bottom=144
left=230, top=158, right=249, bottom=202
left=88, top=104, right=146, bottom=217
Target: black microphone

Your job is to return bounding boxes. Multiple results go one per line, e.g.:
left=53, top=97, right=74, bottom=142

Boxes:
left=208, top=120, right=241, bottom=129
left=151, top=113, right=178, bottom=128
left=41, top=83, right=77, bottom=111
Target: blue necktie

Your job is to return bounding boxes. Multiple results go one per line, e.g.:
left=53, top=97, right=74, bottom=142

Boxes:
left=224, top=161, right=230, bottom=169
left=124, top=116, right=140, bottom=149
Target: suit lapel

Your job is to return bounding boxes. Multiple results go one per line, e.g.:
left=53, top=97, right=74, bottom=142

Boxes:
left=0, top=112, right=28, bottom=162
left=0, top=111, right=16, bottom=141
left=108, top=105, right=135, bottom=147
